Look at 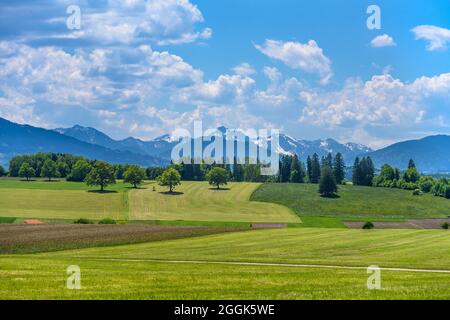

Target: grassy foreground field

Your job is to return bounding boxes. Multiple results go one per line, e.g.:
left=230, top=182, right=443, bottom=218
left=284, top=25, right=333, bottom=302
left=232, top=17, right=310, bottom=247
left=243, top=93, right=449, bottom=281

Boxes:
left=129, top=181, right=300, bottom=223
left=1, top=228, right=449, bottom=299
left=251, top=183, right=450, bottom=219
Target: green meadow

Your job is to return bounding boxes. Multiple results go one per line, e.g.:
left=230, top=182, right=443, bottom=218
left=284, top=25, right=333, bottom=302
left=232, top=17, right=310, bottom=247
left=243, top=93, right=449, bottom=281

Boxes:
left=251, top=183, right=450, bottom=220
left=1, top=228, right=449, bottom=299
left=129, top=181, right=300, bottom=223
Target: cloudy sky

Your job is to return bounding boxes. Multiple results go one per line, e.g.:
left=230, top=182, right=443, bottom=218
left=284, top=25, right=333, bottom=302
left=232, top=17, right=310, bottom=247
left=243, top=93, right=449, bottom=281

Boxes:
left=0, top=0, right=449, bottom=148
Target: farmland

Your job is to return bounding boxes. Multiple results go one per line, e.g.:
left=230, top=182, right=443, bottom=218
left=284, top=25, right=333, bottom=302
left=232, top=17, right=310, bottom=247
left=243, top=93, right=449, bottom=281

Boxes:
left=1, top=228, right=449, bottom=299
left=1, top=178, right=450, bottom=300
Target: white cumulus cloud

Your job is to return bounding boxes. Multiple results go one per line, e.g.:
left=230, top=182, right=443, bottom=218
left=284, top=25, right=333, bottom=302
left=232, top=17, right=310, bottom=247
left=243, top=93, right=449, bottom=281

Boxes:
left=255, top=39, right=333, bottom=85
left=370, top=34, right=396, bottom=48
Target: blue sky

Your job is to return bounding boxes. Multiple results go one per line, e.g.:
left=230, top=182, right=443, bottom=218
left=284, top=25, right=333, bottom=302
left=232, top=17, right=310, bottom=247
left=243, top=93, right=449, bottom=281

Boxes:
left=0, top=0, right=449, bottom=148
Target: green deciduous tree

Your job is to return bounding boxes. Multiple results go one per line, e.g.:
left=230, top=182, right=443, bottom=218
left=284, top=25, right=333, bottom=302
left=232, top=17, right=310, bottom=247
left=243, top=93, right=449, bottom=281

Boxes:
left=0, top=165, right=5, bottom=177
left=67, top=159, right=92, bottom=182
left=85, top=161, right=116, bottom=191
left=40, top=159, right=59, bottom=181
left=206, top=167, right=229, bottom=189
left=19, top=162, right=35, bottom=181
left=157, top=167, right=181, bottom=193
left=403, top=167, right=420, bottom=183
left=123, top=165, right=146, bottom=188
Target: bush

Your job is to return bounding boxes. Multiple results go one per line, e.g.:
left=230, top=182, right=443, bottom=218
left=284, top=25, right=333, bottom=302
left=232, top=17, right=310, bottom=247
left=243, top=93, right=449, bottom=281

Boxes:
left=362, top=222, right=375, bottom=229
left=98, top=218, right=117, bottom=224
left=442, top=222, right=449, bottom=230
left=74, top=218, right=94, bottom=224
left=412, top=189, right=421, bottom=196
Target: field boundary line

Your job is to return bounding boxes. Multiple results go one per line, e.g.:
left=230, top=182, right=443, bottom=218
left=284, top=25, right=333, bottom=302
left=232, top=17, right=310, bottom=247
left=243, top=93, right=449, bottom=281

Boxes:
left=77, top=257, right=450, bottom=274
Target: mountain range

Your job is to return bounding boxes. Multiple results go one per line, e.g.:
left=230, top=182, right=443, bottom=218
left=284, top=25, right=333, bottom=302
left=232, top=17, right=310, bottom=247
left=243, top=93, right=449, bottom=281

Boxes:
left=0, top=117, right=165, bottom=168
left=1, top=116, right=449, bottom=173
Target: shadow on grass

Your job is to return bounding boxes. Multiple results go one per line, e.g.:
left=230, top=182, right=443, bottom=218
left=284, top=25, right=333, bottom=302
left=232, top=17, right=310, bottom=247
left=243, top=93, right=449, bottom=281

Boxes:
left=208, top=187, right=231, bottom=191
left=125, top=186, right=146, bottom=190
left=159, top=191, right=184, bottom=196
left=319, top=193, right=341, bottom=199
left=87, top=190, right=118, bottom=194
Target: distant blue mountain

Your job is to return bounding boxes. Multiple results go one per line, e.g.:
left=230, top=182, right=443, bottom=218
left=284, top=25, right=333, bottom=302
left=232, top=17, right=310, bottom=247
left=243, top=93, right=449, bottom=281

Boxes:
left=0, top=117, right=166, bottom=168
left=367, top=135, right=450, bottom=173
left=54, top=125, right=175, bottom=160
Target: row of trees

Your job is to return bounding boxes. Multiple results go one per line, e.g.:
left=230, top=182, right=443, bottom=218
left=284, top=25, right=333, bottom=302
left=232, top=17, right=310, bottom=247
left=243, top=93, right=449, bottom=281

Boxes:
left=372, top=159, right=450, bottom=199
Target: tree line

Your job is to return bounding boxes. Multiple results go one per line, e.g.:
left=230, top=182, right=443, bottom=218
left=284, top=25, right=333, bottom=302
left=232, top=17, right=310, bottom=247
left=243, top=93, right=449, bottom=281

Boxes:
left=372, top=159, right=450, bottom=199
left=5, top=152, right=448, bottom=199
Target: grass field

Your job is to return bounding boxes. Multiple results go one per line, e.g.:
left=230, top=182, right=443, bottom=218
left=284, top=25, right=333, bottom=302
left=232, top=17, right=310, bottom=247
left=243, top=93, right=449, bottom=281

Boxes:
left=129, top=181, right=300, bottom=223
left=0, top=179, right=130, bottom=220
left=1, top=228, right=449, bottom=299
left=251, top=183, right=450, bottom=220
left=0, top=179, right=300, bottom=223
left=50, top=228, right=450, bottom=270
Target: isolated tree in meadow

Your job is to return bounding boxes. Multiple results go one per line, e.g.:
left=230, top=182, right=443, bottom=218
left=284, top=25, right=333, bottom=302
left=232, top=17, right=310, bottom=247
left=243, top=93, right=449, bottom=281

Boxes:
left=123, top=165, right=146, bottom=188
left=40, top=159, right=59, bottom=181
left=19, top=162, right=35, bottom=181
left=85, top=161, right=116, bottom=191
left=0, top=165, right=5, bottom=177
left=67, top=159, right=92, bottom=182
left=206, top=167, right=229, bottom=189
left=157, top=167, right=181, bottom=193
left=319, top=166, right=338, bottom=197
left=333, top=153, right=345, bottom=184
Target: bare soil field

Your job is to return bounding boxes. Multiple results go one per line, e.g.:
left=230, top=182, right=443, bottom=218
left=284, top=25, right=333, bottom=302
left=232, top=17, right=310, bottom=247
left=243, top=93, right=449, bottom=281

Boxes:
left=345, top=218, right=450, bottom=229
left=0, top=224, right=244, bottom=254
